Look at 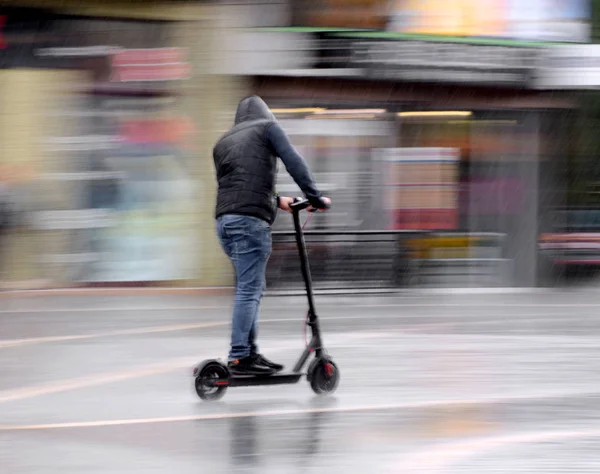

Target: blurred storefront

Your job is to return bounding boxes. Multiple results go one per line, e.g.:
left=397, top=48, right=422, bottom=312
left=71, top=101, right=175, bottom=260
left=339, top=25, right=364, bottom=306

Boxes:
left=251, top=79, right=575, bottom=288
left=0, top=0, right=593, bottom=290
left=216, top=0, right=589, bottom=289
left=0, top=2, right=235, bottom=288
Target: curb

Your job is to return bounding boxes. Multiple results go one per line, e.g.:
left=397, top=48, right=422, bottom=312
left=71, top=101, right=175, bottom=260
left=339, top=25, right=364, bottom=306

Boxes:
left=0, top=286, right=570, bottom=299
left=0, top=287, right=235, bottom=298
left=265, top=287, right=550, bottom=297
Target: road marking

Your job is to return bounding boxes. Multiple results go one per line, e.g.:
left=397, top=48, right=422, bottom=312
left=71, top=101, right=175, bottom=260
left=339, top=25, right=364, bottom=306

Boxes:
left=2, top=391, right=600, bottom=432
left=0, top=357, right=199, bottom=403
left=2, top=312, right=600, bottom=349
left=2, top=325, right=600, bottom=428
left=1, top=311, right=593, bottom=350
left=0, top=305, right=224, bottom=314
left=0, top=316, right=381, bottom=348
left=0, top=331, right=384, bottom=403
left=0, top=287, right=232, bottom=297
left=393, top=428, right=600, bottom=473
left=0, top=322, right=226, bottom=348
left=4, top=326, right=599, bottom=405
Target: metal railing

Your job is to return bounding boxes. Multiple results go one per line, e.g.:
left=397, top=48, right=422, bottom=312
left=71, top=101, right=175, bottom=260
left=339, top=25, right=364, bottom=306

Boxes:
left=266, top=230, right=508, bottom=290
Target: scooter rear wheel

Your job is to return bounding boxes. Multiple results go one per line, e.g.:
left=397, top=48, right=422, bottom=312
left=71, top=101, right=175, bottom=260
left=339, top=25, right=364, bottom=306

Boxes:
left=195, top=361, right=229, bottom=401
left=308, top=358, right=339, bottom=396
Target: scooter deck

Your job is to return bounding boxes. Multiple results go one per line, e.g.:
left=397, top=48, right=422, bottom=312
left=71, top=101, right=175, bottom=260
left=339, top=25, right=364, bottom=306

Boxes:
left=228, top=372, right=304, bottom=387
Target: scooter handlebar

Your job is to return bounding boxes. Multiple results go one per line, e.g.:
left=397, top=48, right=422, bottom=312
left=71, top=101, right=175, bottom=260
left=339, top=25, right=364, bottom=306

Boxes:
left=290, top=197, right=329, bottom=213
left=290, top=197, right=311, bottom=212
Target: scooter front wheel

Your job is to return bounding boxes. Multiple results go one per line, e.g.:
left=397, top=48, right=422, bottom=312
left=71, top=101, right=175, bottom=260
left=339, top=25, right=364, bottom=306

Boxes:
left=195, top=361, right=229, bottom=401
left=308, top=358, right=340, bottom=396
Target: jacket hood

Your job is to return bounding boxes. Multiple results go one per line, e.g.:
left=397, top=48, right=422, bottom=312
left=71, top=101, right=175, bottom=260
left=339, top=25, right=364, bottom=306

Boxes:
left=234, top=95, right=276, bottom=125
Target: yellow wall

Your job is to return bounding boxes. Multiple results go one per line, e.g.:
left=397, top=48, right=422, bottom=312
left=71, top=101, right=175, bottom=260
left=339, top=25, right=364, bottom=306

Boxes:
left=174, top=13, right=251, bottom=287
left=0, top=69, right=87, bottom=287
left=0, top=2, right=247, bottom=287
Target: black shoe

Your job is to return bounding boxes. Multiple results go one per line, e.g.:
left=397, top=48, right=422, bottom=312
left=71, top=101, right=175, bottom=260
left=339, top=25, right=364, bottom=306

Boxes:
left=252, top=354, right=284, bottom=372
left=228, top=356, right=275, bottom=376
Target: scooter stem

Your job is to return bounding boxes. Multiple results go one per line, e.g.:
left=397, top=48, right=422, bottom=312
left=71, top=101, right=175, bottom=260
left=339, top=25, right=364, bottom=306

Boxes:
left=292, top=207, right=317, bottom=317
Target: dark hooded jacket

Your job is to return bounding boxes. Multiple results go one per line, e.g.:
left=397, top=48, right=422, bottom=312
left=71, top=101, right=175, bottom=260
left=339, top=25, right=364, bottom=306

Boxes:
left=213, top=95, right=322, bottom=225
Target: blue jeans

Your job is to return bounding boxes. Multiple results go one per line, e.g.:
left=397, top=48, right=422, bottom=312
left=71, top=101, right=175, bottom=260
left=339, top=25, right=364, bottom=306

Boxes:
left=216, top=214, right=272, bottom=360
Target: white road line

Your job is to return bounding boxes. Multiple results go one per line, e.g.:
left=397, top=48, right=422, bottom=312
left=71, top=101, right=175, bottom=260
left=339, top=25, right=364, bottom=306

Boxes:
left=3, top=312, right=598, bottom=349
left=0, top=305, right=224, bottom=314
left=3, top=312, right=600, bottom=349
left=0, top=332, right=383, bottom=403
left=2, top=391, right=600, bottom=432
left=0, top=317, right=396, bottom=348
left=0, top=357, right=198, bottom=403
left=392, top=428, right=600, bottom=474
left=0, top=327, right=599, bottom=406
left=0, top=322, right=226, bottom=348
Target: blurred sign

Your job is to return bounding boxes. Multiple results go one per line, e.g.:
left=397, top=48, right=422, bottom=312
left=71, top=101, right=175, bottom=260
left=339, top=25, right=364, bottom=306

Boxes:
left=351, top=40, right=538, bottom=86
left=111, top=48, right=192, bottom=82
left=30, top=209, right=115, bottom=230
left=119, top=118, right=194, bottom=145
left=295, top=0, right=390, bottom=29
left=37, top=46, right=115, bottom=57
left=387, top=0, right=590, bottom=43
left=377, top=148, right=459, bottom=230
left=216, top=30, right=540, bottom=87
left=281, top=118, right=391, bottom=137
left=112, top=48, right=184, bottom=66
left=35, top=46, right=192, bottom=82
left=535, top=45, right=600, bottom=89
left=388, top=0, right=508, bottom=37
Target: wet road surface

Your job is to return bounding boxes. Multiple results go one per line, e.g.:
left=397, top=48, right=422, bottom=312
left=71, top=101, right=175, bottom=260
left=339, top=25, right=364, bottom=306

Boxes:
left=2, top=290, right=600, bottom=473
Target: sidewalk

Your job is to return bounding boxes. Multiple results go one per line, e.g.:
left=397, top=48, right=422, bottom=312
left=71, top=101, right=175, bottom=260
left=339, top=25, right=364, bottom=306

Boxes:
left=0, top=285, right=556, bottom=298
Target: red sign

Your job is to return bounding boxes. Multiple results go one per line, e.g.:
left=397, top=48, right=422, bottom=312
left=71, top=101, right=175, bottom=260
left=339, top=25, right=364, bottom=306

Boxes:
left=111, top=48, right=191, bottom=82
left=119, top=118, right=194, bottom=144
left=0, top=16, right=6, bottom=49
left=112, top=63, right=191, bottom=82
left=112, top=48, right=185, bottom=67
left=392, top=209, right=458, bottom=230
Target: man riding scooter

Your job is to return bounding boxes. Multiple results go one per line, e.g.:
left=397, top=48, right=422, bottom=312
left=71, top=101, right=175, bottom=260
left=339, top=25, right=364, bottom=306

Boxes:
left=213, top=95, right=331, bottom=376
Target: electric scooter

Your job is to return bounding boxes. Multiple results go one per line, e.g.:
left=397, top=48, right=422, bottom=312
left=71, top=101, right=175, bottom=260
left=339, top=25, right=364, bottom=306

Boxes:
left=193, top=197, right=340, bottom=401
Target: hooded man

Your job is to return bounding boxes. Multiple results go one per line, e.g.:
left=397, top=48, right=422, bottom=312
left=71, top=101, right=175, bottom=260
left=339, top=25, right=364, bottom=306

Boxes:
left=213, top=95, right=330, bottom=376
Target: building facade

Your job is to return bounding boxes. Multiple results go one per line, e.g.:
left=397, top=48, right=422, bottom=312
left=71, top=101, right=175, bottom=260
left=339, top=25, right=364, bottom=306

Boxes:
left=0, top=1, right=238, bottom=288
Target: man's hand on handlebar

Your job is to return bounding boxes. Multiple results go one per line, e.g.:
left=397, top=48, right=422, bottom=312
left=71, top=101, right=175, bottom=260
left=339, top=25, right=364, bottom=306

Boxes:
left=307, top=196, right=331, bottom=212
left=278, top=196, right=296, bottom=214
left=279, top=196, right=331, bottom=213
